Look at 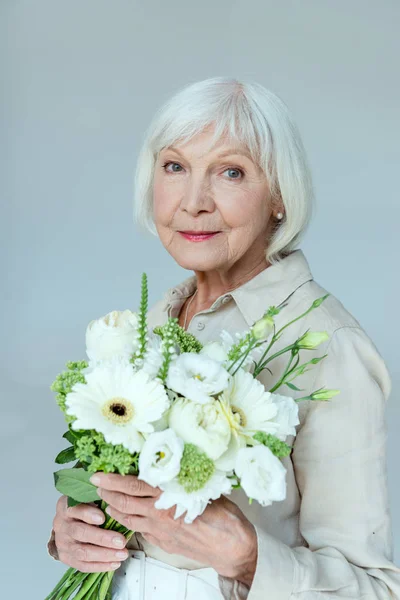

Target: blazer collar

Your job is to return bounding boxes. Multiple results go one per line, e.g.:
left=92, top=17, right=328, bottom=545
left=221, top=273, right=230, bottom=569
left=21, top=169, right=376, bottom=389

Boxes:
left=162, top=249, right=314, bottom=327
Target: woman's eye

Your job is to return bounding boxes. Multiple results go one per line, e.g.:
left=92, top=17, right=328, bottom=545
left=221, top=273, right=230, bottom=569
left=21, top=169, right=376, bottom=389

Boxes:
left=162, top=162, right=182, bottom=173
left=223, top=167, right=244, bottom=180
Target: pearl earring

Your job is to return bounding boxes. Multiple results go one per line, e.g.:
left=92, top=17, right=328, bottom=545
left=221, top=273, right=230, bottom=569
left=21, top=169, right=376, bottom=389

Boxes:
left=276, top=212, right=284, bottom=220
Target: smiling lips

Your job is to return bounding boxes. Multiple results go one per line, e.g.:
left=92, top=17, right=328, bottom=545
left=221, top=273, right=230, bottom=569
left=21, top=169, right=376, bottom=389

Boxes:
left=178, top=231, right=220, bottom=242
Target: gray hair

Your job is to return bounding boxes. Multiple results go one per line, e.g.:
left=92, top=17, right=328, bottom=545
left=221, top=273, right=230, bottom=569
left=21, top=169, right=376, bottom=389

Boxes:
left=133, top=76, right=315, bottom=265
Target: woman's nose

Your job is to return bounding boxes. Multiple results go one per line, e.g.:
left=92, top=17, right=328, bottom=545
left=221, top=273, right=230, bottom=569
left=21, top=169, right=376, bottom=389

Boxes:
left=180, top=177, right=216, bottom=215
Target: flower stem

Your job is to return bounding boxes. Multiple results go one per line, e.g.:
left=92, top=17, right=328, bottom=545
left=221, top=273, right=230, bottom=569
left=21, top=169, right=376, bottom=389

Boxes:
left=43, top=567, right=75, bottom=600
left=58, top=571, right=88, bottom=599
left=71, top=572, right=101, bottom=600
left=98, top=571, right=114, bottom=600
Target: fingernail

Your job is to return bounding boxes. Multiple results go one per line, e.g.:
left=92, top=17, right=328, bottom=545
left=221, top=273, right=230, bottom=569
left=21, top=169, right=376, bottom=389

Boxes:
left=92, top=513, right=104, bottom=524
left=90, top=475, right=101, bottom=485
left=115, top=551, right=128, bottom=559
left=113, top=537, right=125, bottom=548
left=111, top=562, right=121, bottom=570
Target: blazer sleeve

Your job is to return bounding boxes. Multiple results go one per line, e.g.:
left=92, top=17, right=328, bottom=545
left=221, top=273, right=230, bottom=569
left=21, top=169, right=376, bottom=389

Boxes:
left=219, top=325, right=400, bottom=600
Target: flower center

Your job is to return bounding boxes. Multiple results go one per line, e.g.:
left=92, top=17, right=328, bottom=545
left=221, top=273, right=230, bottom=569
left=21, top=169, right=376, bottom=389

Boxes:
left=102, top=397, right=134, bottom=425
left=156, top=450, right=166, bottom=461
left=193, top=373, right=205, bottom=381
left=231, top=405, right=247, bottom=427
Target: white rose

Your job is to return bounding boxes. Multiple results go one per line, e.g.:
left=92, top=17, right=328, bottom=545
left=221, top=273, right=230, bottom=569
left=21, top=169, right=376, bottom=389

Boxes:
left=200, top=341, right=229, bottom=364
left=235, top=445, right=287, bottom=507
left=166, top=352, right=230, bottom=404
left=85, top=309, right=140, bottom=365
left=168, top=397, right=231, bottom=460
left=138, top=429, right=184, bottom=487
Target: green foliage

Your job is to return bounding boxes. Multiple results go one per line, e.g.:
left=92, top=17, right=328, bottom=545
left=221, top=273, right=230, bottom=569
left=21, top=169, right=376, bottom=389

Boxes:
left=50, top=360, right=88, bottom=424
left=177, top=443, right=215, bottom=492
left=74, top=431, right=139, bottom=475
left=253, top=431, right=292, bottom=457
left=131, top=272, right=149, bottom=366
left=55, top=446, right=76, bottom=464
left=54, top=468, right=101, bottom=503
left=154, top=318, right=203, bottom=353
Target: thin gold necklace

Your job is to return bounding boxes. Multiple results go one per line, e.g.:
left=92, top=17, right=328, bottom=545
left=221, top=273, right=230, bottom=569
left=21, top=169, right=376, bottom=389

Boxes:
left=183, top=289, right=198, bottom=330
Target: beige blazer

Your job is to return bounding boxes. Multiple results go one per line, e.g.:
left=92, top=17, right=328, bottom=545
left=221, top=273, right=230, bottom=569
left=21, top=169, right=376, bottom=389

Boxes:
left=48, top=249, right=400, bottom=599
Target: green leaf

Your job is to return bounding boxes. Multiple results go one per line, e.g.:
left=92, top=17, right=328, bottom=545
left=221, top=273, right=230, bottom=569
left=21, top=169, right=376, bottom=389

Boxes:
left=54, top=468, right=100, bottom=502
left=63, top=430, right=77, bottom=444
left=67, top=496, right=82, bottom=507
left=55, top=446, right=76, bottom=464
left=285, top=382, right=302, bottom=391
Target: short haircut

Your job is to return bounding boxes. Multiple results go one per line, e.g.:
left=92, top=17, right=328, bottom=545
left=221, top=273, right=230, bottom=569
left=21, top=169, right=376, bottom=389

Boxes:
left=133, top=76, right=315, bottom=264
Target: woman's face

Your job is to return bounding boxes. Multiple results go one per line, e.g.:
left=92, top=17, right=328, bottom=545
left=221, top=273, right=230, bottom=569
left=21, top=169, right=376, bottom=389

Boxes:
left=152, top=125, right=276, bottom=273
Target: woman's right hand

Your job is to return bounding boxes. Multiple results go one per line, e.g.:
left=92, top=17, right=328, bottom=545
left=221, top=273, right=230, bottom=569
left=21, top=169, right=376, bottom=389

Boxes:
left=52, top=495, right=130, bottom=572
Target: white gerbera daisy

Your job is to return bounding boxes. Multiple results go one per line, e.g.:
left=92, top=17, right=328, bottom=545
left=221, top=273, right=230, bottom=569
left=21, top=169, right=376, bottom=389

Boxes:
left=219, top=368, right=280, bottom=436
left=166, top=352, right=230, bottom=404
left=65, top=360, right=170, bottom=453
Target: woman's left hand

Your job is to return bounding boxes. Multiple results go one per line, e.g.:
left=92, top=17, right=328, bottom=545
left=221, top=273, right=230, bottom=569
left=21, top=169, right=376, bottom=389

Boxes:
left=90, top=472, right=258, bottom=586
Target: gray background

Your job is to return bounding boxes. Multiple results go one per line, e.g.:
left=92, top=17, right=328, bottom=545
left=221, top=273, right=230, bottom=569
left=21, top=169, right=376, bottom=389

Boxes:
left=2, top=1, right=399, bottom=597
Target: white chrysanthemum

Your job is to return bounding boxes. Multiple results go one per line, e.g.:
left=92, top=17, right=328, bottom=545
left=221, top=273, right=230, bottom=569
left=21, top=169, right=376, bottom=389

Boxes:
left=168, top=397, right=231, bottom=460
left=166, top=352, right=230, bottom=404
left=235, top=445, right=287, bottom=507
left=138, top=429, right=184, bottom=487
left=65, top=360, right=170, bottom=453
left=85, top=310, right=140, bottom=367
left=154, top=469, right=234, bottom=524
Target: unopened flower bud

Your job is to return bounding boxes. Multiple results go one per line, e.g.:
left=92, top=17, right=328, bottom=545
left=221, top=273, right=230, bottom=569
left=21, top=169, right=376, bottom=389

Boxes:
left=296, top=331, right=329, bottom=349
left=311, top=388, right=340, bottom=400
left=251, top=315, right=274, bottom=340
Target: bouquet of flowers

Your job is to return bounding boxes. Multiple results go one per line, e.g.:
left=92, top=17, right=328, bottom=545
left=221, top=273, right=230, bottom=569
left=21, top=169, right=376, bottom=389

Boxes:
left=45, top=274, right=339, bottom=600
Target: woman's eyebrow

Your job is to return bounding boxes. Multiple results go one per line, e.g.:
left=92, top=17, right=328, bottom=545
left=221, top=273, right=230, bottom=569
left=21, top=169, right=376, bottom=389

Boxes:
left=164, top=146, right=253, bottom=161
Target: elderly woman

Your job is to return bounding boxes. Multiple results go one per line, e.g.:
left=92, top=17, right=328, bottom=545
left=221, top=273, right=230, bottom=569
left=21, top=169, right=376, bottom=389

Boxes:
left=47, top=77, right=400, bottom=599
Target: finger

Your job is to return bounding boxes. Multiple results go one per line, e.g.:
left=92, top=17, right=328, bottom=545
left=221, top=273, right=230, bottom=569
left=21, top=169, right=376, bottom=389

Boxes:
left=98, top=488, right=154, bottom=517
left=65, top=520, right=128, bottom=550
left=70, top=542, right=130, bottom=564
left=65, top=502, right=106, bottom=525
left=56, top=495, right=68, bottom=516
left=58, top=549, right=122, bottom=573
left=90, top=473, right=159, bottom=497
left=104, top=505, right=149, bottom=533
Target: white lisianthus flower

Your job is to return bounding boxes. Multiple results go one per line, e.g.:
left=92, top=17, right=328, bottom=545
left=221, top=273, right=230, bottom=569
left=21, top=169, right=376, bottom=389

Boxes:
left=138, top=429, right=184, bottom=487
left=155, top=468, right=234, bottom=524
left=65, top=359, right=169, bottom=453
left=166, top=353, right=230, bottom=404
left=168, top=397, right=231, bottom=460
left=235, top=445, right=287, bottom=507
left=85, top=310, right=140, bottom=367
left=271, top=393, right=300, bottom=441
left=216, top=369, right=280, bottom=470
